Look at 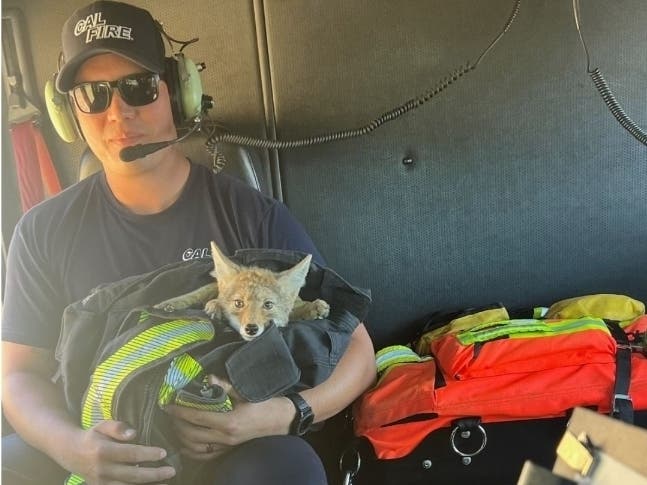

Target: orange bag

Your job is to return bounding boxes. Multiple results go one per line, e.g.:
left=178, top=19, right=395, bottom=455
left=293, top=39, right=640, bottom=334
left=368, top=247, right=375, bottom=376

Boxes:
left=354, top=295, right=647, bottom=460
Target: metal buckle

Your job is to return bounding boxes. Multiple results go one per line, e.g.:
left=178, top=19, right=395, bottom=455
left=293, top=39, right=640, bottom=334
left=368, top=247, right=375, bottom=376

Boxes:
left=612, top=393, right=632, bottom=414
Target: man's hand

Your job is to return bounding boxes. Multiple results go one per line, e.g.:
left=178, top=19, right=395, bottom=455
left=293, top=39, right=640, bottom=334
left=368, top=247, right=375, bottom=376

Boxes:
left=2, top=342, right=177, bottom=485
left=64, top=420, right=176, bottom=484
left=164, top=323, right=375, bottom=461
left=164, top=375, right=294, bottom=460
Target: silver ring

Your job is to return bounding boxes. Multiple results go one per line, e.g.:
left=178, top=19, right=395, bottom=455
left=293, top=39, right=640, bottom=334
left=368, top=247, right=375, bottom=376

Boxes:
left=338, top=447, right=361, bottom=476
left=450, top=424, right=487, bottom=457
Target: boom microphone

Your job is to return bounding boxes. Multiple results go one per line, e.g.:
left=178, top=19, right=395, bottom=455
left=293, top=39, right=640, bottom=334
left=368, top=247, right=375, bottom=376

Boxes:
left=119, top=139, right=179, bottom=162
left=119, top=122, right=202, bottom=162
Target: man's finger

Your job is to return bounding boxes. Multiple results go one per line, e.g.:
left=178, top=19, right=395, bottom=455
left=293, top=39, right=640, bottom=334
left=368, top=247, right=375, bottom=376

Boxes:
left=93, top=419, right=137, bottom=441
left=164, top=404, right=215, bottom=426
left=105, top=462, right=176, bottom=483
left=100, top=441, right=170, bottom=464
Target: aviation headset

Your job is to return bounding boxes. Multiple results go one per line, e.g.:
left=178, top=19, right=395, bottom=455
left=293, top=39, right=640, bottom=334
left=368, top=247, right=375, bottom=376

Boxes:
left=44, top=3, right=204, bottom=143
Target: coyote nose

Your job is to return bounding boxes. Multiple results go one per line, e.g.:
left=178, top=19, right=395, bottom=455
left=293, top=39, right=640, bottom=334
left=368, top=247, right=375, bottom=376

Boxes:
left=244, top=324, right=259, bottom=336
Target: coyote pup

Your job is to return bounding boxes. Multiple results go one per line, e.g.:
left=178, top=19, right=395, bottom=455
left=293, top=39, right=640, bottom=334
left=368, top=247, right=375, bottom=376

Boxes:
left=156, top=242, right=330, bottom=341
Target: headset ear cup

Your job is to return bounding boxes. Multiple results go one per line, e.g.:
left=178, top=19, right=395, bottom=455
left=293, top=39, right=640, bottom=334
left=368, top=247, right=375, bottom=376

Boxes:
left=164, top=55, right=204, bottom=127
left=176, top=53, right=203, bottom=121
left=44, top=76, right=78, bottom=143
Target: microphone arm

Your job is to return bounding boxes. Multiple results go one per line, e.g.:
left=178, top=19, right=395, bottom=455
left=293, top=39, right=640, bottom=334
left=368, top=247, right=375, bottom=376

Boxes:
left=119, top=122, right=201, bottom=162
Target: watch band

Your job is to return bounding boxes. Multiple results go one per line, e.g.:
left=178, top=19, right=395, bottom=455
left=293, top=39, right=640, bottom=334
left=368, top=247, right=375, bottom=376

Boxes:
left=285, top=393, right=314, bottom=436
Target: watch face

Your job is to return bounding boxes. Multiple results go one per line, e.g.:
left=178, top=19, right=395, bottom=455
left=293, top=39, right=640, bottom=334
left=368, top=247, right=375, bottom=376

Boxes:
left=297, top=408, right=314, bottom=435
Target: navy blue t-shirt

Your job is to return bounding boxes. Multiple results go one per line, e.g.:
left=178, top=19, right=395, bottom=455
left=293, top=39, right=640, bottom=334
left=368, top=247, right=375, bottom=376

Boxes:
left=2, top=162, right=322, bottom=349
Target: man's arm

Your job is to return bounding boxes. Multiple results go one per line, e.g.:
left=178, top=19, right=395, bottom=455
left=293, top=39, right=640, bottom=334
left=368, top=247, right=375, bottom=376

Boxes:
left=2, top=341, right=176, bottom=484
left=165, top=323, right=376, bottom=458
left=301, top=322, right=376, bottom=421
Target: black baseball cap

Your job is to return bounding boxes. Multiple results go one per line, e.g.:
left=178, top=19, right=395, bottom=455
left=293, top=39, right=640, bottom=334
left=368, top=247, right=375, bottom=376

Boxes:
left=56, top=1, right=165, bottom=92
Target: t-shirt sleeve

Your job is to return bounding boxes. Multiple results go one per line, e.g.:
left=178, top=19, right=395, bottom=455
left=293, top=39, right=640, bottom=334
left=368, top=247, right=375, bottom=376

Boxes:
left=257, top=201, right=326, bottom=266
left=2, top=216, right=66, bottom=349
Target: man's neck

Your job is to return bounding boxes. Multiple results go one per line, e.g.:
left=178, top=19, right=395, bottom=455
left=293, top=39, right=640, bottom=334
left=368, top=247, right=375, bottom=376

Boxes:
left=104, top=148, right=191, bottom=215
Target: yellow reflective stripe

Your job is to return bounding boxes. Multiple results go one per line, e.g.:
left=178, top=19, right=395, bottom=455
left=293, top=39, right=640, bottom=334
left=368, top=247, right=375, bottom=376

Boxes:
left=69, top=316, right=214, bottom=485
left=81, top=318, right=214, bottom=428
left=456, top=317, right=610, bottom=345
left=158, top=353, right=204, bottom=406
left=65, top=473, right=85, bottom=485
left=375, top=345, right=423, bottom=374
left=138, top=310, right=151, bottom=323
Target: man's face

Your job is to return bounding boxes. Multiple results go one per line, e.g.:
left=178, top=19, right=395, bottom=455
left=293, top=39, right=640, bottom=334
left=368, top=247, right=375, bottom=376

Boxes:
left=73, top=53, right=177, bottom=170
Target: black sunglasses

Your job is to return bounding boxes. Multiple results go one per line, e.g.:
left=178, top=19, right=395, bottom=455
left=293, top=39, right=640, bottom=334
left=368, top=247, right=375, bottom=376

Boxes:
left=71, top=72, right=160, bottom=114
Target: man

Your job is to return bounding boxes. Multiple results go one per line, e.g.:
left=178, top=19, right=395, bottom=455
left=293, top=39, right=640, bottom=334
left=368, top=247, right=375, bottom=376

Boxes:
left=1, top=2, right=376, bottom=484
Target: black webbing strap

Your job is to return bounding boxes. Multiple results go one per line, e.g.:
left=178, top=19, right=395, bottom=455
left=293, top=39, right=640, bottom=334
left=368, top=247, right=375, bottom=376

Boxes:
left=606, top=320, right=634, bottom=423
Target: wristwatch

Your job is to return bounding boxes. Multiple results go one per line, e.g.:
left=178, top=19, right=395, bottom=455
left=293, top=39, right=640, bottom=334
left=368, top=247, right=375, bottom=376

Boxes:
left=285, top=393, right=314, bottom=436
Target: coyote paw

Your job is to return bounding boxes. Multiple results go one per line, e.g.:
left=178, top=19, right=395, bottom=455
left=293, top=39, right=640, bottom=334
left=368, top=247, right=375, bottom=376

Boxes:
left=204, top=299, right=223, bottom=320
left=311, top=299, right=330, bottom=319
left=290, top=298, right=330, bottom=320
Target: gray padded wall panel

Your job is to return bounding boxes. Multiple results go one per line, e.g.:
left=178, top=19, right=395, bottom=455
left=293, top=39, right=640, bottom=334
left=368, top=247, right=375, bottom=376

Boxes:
left=265, top=0, right=647, bottom=346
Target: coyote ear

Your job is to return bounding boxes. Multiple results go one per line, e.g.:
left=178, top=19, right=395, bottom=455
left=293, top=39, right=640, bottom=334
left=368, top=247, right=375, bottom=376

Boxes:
left=277, top=254, right=312, bottom=295
left=210, top=241, right=241, bottom=279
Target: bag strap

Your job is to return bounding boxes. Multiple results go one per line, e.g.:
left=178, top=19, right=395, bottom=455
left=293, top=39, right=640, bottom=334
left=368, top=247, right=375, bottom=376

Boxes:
left=605, top=320, right=633, bottom=423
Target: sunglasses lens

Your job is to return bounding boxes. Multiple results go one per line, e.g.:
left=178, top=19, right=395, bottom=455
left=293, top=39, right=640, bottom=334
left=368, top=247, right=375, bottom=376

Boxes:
left=118, top=73, right=159, bottom=107
left=72, top=83, right=111, bottom=114
left=71, top=73, right=159, bottom=113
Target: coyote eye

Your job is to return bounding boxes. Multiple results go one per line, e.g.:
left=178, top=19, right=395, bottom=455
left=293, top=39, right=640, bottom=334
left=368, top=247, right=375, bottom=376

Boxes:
left=233, top=299, right=245, bottom=309
left=263, top=301, right=274, bottom=310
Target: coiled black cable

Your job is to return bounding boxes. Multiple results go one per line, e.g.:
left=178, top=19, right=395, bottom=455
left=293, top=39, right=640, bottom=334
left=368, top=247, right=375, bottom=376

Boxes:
left=589, top=69, right=647, bottom=145
left=205, top=0, right=521, bottom=152
left=573, top=0, right=647, bottom=146
left=206, top=64, right=475, bottom=151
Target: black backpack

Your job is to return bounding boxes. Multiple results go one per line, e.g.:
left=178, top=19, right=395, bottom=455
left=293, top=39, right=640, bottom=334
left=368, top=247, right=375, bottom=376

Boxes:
left=55, top=248, right=371, bottom=484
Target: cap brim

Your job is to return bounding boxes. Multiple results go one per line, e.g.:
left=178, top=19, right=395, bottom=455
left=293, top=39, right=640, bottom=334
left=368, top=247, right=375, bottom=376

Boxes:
left=56, top=48, right=162, bottom=92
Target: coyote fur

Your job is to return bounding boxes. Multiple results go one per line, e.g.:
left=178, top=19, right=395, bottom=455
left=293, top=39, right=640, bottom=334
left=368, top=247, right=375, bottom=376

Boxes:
left=156, top=242, right=330, bottom=341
